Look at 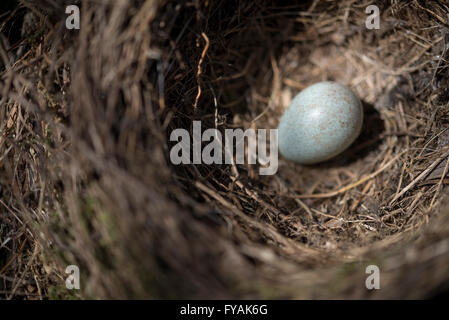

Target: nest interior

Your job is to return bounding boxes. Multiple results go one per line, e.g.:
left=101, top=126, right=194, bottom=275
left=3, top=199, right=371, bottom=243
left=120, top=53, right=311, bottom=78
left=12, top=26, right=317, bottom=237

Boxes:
left=1, top=0, right=449, bottom=299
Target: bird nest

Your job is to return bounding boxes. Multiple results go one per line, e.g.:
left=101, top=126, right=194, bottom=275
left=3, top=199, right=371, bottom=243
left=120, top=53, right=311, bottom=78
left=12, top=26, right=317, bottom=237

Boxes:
left=1, top=0, right=449, bottom=299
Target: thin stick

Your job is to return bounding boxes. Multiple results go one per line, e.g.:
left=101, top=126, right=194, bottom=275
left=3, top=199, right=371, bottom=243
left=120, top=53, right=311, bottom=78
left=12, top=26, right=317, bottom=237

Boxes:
left=430, top=155, right=449, bottom=209
left=0, top=238, right=27, bottom=275
left=390, top=148, right=449, bottom=205
left=193, top=33, right=210, bottom=111
left=295, top=198, right=314, bottom=221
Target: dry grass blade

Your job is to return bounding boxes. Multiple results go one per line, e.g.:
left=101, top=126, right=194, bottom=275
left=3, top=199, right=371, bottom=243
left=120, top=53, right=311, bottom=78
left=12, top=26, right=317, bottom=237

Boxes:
left=390, top=148, right=449, bottom=205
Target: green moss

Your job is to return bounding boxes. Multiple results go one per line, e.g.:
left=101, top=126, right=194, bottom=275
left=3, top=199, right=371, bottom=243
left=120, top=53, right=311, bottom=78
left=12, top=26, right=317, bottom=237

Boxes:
left=48, top=285, right=81, bottom=300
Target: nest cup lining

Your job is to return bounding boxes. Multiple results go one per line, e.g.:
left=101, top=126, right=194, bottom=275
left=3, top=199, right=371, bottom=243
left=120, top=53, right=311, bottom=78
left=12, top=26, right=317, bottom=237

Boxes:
left=165, top=0, right=449, bottom=297
left=177, top=2, right=447, bottom=255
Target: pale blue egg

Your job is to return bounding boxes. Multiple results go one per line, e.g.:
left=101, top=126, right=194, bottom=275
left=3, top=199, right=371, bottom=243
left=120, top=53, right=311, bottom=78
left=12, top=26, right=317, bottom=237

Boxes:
left=278, top=81, right=363, bottom=164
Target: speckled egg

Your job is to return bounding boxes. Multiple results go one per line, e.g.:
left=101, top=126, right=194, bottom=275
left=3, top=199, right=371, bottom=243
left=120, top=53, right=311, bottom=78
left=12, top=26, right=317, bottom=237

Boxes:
left=278, top=81, right=363, bottom=164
